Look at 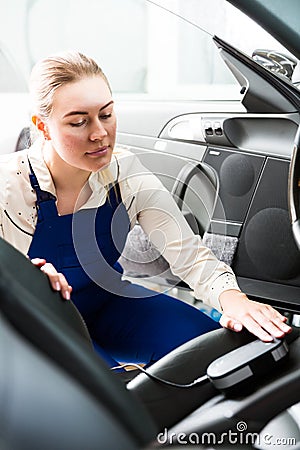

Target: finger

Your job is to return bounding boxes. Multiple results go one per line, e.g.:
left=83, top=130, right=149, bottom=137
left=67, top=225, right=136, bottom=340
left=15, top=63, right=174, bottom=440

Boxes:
left=31, top=257, right=47, bottom=267
left=272, top=316, right=291, bottom=331
left=40, top=263, right=61, bottom=291
left=261, top=305, right=291, bottom=331
left=259, top=303, right=288, bottom=323
left=219, top=314, right=243, bottom=332
left=253, top=309, right=292, bottom=338
left=223, top=312, right=274, bottom=342
left=57, top=273, right=72, bottom=300
left=40, top=262, right=58, bottom=277
left=40, top=263, right=71, bottom=300
left=235, top=301, right=291, bottom=339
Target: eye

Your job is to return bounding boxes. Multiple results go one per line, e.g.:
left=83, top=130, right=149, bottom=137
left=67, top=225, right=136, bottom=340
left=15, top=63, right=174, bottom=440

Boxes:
left=70, top=119, right=86, bottom=127
left=100, top=113, right=112, bottom=120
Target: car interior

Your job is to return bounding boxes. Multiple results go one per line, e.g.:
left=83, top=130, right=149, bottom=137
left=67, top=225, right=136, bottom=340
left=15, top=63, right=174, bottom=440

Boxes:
left=1, top=123, right=300, bottom=448
left=116, top=35, right=300, bottom=316
left=1, top=210, right=300, bottom=450
left=1, top=0, right=300, bottom=448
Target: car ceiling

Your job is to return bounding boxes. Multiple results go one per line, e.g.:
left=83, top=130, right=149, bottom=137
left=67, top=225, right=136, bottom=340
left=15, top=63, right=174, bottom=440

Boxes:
left=228, top=0, right=300, bottom=60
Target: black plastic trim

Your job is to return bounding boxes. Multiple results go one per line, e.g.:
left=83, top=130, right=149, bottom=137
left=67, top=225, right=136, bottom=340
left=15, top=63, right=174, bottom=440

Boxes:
left=213, top=35, right=300, bottom=112
left=237, top=276, right=300, bottom=313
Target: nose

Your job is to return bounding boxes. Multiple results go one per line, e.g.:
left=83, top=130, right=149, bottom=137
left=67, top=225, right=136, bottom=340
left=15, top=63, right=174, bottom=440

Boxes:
left=89, top=118, right=108, bottom=141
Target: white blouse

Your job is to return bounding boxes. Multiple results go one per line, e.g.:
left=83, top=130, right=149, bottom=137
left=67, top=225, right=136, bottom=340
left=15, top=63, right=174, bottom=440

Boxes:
left=0, top=141, right=240, bottom=310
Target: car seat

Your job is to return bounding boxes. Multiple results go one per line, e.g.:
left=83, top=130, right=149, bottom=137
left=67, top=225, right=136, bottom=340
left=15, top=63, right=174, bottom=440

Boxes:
left=0, top=236, right=157, bottom=449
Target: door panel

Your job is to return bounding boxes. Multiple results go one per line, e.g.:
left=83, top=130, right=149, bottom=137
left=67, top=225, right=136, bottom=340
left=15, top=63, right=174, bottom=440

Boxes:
left=114, top=19, right=300, bottom=312
left=233, top=157, right=300, bottom=284
left=203, top=147, right=265, bottom=223
left=117, top=102, right=300, bottom=312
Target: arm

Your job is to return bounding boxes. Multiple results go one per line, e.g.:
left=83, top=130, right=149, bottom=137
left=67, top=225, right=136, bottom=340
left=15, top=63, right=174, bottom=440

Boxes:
left=118, top=151, right=291, bottom=340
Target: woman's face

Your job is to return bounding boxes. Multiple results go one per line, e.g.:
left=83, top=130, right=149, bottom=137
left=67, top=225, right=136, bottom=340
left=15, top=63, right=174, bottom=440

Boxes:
left=45, top=75, right=116, bottom=172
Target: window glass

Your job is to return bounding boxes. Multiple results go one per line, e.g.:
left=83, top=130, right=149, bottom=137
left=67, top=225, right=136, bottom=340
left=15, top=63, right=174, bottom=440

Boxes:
left=26, top=0, right=241, bottom=99
left=0, top=0, right=297, bottom=97
left=28, top=0, right=147, bottom=94
left=0, top=47, right=27, bottom=92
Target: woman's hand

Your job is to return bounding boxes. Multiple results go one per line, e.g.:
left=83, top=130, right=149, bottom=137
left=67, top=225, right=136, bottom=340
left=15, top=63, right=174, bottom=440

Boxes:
left=31, top=258, right=72, bottom=301
left=219, top=289, right=292, bottom=341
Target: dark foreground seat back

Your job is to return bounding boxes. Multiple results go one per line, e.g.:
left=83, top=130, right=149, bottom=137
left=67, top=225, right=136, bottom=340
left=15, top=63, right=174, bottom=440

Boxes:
left=0, top=312, right=138, bottom=450
left=0, top=237, right=157, bottom=448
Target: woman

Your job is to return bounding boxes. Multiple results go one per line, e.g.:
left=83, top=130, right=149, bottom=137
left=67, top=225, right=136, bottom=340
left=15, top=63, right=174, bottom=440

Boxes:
left=0, top=52, right=290, bottom=367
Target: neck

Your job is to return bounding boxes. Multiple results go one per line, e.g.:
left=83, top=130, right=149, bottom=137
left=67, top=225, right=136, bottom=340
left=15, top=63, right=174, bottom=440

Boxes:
left=42, top=141, right=92, bottom=214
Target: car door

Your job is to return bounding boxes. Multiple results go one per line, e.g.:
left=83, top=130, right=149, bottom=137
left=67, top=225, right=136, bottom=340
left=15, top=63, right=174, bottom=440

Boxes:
left=114, top=0, right=300, bottom=314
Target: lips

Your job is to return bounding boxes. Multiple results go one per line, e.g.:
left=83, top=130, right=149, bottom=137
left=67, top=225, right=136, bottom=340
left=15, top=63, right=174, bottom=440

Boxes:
left=86, top=146, right=108, bottom=156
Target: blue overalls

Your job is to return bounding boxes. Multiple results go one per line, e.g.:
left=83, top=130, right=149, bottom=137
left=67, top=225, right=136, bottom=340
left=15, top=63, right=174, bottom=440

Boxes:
left=28, top=166, right=220, bottom=367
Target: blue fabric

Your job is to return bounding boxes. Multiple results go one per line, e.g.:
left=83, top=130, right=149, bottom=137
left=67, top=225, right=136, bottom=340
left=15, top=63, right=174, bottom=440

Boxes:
left=28, top=169, right=220, bottom=366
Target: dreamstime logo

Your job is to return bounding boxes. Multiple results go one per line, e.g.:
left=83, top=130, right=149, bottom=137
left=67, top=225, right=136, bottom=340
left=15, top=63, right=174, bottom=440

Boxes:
left=157, top=421, right=297, bottom=446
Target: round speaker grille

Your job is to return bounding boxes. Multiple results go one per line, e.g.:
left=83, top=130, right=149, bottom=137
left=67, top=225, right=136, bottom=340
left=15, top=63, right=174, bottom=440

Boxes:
left=220, top=154, right=255, bottom=197
left=245, top=208, right=300, bottom=280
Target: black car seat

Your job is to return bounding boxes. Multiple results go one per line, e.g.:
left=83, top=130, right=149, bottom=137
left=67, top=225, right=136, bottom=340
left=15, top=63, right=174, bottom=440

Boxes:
left=0, top=312, right=141, bottom=450
left=0, top=237, right=158, bottom=449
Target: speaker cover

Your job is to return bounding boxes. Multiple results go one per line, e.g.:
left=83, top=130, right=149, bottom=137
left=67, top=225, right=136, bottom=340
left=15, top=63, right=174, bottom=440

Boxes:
left=233, top=157, right=300, bottom=285
left=204, top=148, right=264, bottom=222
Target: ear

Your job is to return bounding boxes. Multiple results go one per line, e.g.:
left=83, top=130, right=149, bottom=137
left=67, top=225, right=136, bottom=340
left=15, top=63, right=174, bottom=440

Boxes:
left=32, top=115, right=51, bottom=140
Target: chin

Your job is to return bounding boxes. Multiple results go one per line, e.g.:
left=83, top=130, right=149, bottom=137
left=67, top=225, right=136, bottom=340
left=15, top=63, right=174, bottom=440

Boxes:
left=93, top=158, right=112, bottom=173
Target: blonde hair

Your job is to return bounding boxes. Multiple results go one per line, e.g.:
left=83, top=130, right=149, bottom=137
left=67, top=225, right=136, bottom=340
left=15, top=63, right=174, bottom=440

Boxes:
left=29, top=51, right=111, bottom=119
left=30, top=51, right=115, bottom=186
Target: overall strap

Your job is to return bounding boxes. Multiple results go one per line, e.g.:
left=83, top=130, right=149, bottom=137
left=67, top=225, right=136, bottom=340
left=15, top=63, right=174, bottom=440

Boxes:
left=28, top=159, right=56, bottom=204
left=107, top=156, right=122, bottom=206
left=28, top=158, right=57, bottom=222
left=108, top=182, right=122, bottom=206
